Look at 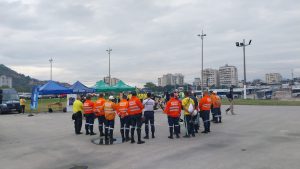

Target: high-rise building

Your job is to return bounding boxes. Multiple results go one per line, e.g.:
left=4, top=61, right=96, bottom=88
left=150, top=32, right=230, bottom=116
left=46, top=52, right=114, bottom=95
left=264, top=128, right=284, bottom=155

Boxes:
left=0, top=75, right=12, bottom=88
left=219, top=64, right=238, bottom=87
left=202, top=68, right=219, bottom=87
left=265, top=73, right=282, bottom=84
left=193, top=78, right=201, bottom=86
left=157, top=73, right=184, bottom=87
left=104, top=76, right=120, bottom=86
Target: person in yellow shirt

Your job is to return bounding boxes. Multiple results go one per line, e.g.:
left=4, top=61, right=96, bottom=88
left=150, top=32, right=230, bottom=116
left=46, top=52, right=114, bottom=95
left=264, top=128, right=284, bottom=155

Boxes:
left=19, top=97, right=26, bottom=114
left=181, top=91, right=195, bottom=138
left=72, top=96, right=83, bottom=135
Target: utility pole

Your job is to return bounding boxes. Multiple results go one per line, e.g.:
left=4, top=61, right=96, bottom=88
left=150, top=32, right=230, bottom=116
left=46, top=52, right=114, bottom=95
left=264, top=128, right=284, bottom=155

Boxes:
left=236, top=39, right=252, bottom=99
left=198, top=30, right=206, bottom=96
left=106, top=48, right=112, bottom=86
left=49, top=58, right=53, bottom=81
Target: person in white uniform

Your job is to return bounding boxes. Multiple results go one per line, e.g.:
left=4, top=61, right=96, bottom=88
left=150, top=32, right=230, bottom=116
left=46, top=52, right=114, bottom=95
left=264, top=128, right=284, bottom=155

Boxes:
left=143, top=92, right=156, bottom=139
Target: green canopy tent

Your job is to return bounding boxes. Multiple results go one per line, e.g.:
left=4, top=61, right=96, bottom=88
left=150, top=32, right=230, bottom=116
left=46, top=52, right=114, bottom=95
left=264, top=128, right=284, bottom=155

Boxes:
left=93, top=80, right=113, bottom=92
left=111, top=80, right=135, bottom=92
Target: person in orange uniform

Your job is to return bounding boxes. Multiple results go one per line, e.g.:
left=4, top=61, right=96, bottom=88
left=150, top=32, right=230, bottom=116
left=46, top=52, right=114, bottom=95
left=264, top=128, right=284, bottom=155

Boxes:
left=104, top=96, right=117, bottom=143
left=211, top=91, right=222, bottom=123
left=116, top=94, right=130, bottom=142
left=94, top=93, right=106, bottom=136
left=83, top=95, right=96, bottom=135
left=164, top=93, right=182, bottom=139
left=128, top=91, right=145, bottom=144
left=199, top=91, right=212, bottom=134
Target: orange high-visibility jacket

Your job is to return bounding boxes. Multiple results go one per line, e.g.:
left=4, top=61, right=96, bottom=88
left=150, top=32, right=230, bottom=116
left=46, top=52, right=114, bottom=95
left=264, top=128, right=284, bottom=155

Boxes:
left=116, top=99, right=129, bottom=118
left=94, top=98, right=106, bottom=116
left=199, top=95, right=212, bottom=111
left=211, top=94, right=221, bottom=108
left=83, top=100, right=94, bottom=114
left=104, top=101, right=116, bottom=120
left=128, top=96, right=144, bottom=115
left=164, top=98, right=182, bottom=118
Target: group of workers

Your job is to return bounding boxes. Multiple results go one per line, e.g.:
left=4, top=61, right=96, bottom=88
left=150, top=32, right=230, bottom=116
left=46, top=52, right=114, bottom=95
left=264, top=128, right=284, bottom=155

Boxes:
left=72, top=89, right=227, bottom=144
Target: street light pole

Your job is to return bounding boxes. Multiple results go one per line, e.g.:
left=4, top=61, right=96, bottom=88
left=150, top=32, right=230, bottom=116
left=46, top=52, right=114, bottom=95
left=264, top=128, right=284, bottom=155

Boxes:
left=236, top=39, right=252, bottom=99
left=49, top=58, right=53, bottom=81
left=198, top=30, right=206, bottom=96
left=106, top=48, right=112, bottom=86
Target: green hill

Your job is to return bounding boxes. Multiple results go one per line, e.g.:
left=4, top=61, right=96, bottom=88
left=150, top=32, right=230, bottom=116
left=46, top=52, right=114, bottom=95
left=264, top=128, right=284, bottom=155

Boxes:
left=0, top=64, right=69, bottom=92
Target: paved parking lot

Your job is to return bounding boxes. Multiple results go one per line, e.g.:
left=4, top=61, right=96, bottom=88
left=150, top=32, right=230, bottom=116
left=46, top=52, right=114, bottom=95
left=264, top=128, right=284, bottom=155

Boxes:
left=1, top=105, right=300, bottom=169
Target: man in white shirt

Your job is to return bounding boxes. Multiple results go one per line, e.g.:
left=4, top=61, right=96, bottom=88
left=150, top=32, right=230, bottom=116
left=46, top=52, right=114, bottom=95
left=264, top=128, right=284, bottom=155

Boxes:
left=143, top=92, right=156, bottom=139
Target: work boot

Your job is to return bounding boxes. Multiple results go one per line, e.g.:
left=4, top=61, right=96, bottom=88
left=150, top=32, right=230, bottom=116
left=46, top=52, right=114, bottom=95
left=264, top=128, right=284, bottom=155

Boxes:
left=125, top=130, right=130, bottom=142
left=105, top=130, right=109, bottom=140
left=168, top=127, right=173, bottom=139
left=85, top=125, right=89, bottom=135
left=131, top=130, right=135, bottom=143
left=99, top=127, right=104, bottom=136
left=90, top=125, right=96, bottom=135
left=110, top=131, right=114, bottom=144
left=137, top=129, right=145, bottom=144
left=121, top=130, right=125, bottom=142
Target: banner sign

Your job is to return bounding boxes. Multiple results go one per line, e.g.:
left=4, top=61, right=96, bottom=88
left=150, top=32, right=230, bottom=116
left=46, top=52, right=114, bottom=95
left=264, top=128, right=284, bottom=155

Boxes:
left=30, top=86, right=39, bottom=110
left=66, top=94, right=77, bottom=112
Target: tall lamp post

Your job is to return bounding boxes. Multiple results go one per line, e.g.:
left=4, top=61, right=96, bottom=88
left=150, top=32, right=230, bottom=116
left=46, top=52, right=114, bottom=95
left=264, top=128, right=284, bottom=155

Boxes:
left=106, top=48, right=112, bottom=86
left=198, top=30, right=206, bottom=96
left=49, top=58, right=53, bottom=81
left=236, top=39, right=252, bottom=99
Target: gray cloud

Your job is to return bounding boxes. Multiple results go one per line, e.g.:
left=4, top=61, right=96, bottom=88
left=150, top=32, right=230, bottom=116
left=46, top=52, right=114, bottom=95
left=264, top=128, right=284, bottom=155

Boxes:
left=0, top=0, right=300, bottom=87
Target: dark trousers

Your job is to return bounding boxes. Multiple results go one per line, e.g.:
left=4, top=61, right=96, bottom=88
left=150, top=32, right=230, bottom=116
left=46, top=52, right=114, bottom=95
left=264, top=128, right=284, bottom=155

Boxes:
left=130, top=114, right=143, bottom=141
left=184, top=115, right=194, bottom=136
left=105, top=120, right=115, bottom=140
left=97, top=115, right=106, bottom=135
left=214, top=108, right=222, bottom=122
left=74, top=111, right=82, bottom=134
left=192, top=112, right=200, bottom=132
left=144, top=111, right=155, bottom=136
left=21, top=105, right=25, bottom=113
left=120, top=116, right=130, bottom=139
left=201, top=110, right=211, bottom=132
left=211, top=108, right=216, bottom=121
left=85, top=113, right=95, bottom=134
left=168, top=116, right=179, bottom=136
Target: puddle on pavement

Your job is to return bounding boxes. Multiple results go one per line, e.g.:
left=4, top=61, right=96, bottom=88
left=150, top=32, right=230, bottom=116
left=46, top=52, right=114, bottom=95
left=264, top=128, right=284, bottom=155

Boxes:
left=91, top=136, right=123, bottom=145
left=69, top=165, right=88, bottom=169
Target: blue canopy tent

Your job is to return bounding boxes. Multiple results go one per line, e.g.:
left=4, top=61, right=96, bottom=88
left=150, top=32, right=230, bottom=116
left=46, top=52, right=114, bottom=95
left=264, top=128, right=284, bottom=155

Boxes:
left=39, top=80, right=73, bottom=95
left=70, top=81, right=95, bottom=94
left=37, top=81, right=73, bottom=112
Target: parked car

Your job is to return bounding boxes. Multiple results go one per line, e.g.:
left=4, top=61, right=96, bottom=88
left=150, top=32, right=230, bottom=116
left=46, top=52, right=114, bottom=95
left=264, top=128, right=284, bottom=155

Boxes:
left=0, top=88, right=21, bottom=114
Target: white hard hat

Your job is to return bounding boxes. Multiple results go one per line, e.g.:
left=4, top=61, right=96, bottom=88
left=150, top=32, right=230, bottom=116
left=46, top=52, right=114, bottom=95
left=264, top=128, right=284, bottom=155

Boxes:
left=213, top=90, right=217, bottom=94
left=109, top=96, right=114, bottom=100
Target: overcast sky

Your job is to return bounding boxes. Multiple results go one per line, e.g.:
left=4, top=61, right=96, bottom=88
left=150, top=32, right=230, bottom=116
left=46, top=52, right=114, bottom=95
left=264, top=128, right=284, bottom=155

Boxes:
left=0, top=0, right=300, bottom=87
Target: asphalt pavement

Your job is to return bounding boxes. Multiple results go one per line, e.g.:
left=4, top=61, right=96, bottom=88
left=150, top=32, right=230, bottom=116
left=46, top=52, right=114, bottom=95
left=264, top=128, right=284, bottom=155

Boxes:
left=1, top=105, right=300, bottom=169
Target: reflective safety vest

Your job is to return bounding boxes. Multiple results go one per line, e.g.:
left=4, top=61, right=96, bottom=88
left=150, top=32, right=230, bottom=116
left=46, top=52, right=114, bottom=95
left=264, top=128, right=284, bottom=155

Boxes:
left=128, top=96, right=144, bottom=115
left=211, top=94, right=221, bottom=108
left=104, top=101, right=116, bottom=120
left=83, top=100, right=94, bottom=114
left=116, top=99, right=129, bottom=118
left=164, top=98, right=182, bottom=118
left=94, top=98, right=106, bottom=116
left=199, top=95, right=212, bottom=111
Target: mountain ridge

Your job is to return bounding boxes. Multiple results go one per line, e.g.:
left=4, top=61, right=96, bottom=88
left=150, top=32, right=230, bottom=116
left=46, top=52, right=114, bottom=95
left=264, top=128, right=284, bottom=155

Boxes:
left=0, top=64, right=70, bottom=92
